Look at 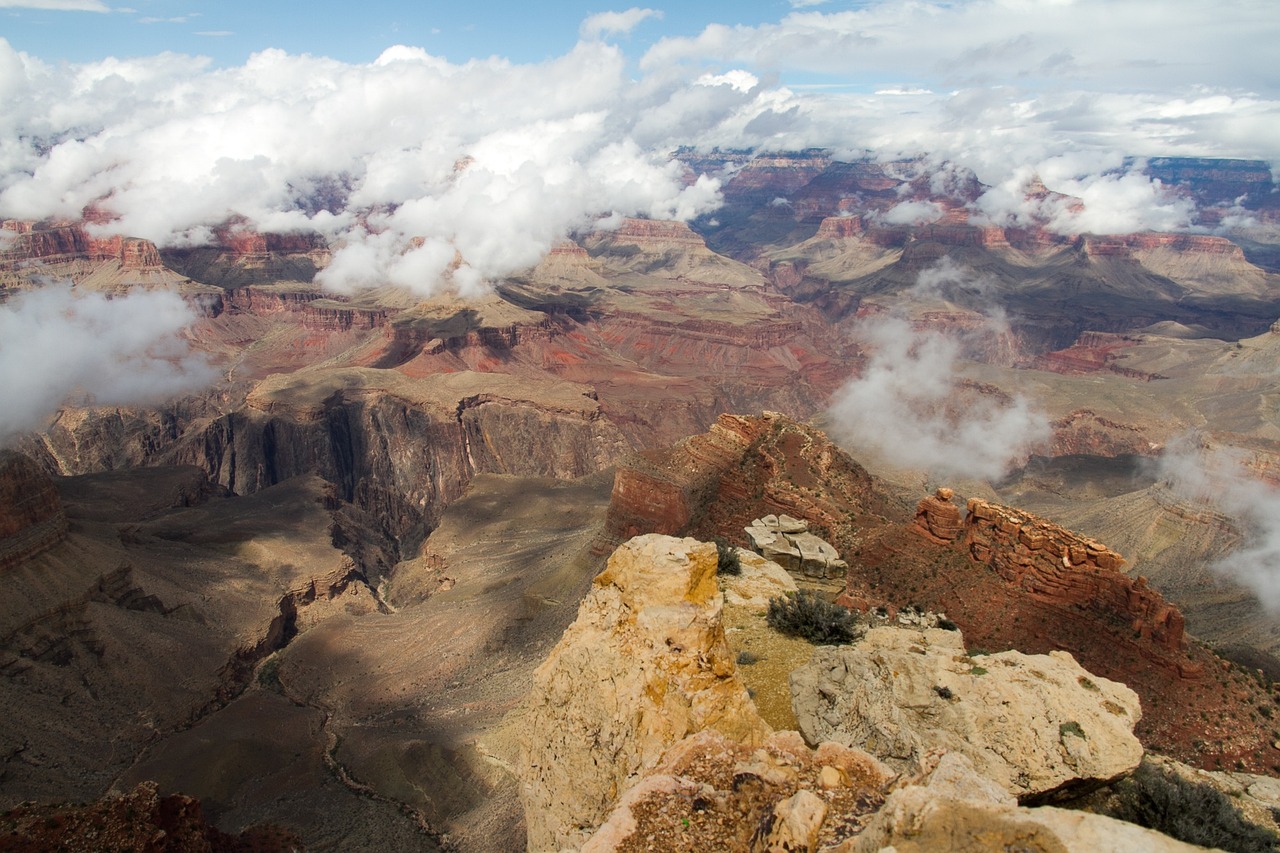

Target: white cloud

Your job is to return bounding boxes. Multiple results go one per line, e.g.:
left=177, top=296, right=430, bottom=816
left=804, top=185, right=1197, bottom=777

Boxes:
left=0, top=284, right=215, bottom=446
left=1159, top=439, right=1280, bottom=613
left=580, top=7, right=662, bottom=40
left=0, top=0, right=109, bottom=9
left=877, top=199, right=944, bottom=226
left=0, top=39, right=723, bottom=298
left=827, top=262, right=1049, bottom=481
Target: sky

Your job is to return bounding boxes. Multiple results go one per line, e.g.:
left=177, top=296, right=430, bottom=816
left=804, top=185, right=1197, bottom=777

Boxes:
left=1, top=0, right=1277, bottom=296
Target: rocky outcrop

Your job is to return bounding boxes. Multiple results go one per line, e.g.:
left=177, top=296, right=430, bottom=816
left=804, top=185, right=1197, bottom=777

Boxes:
left=602, top=412, right=905, bottom=557
left=517, top=535, right=770, bottom=851
left=848, top=752, right=1206, bottom=853
left=0, top=451, right=68, bottom=570
left=1039, top=332, right=1167, bottom=381
left=720, top=548, right=798, bottom=611
left=582, top=729, right=893, bottom=853
left=744, top=513, right=848, bottom=579
left=791, top=626, right=1144, bottom=801
left=962, top=497, right=1188, bottom=655
left=911, top=487, right=963, bottom=544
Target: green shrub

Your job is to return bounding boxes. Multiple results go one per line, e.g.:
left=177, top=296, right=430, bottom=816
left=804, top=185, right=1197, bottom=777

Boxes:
left=766, top=590, right=858, bottom=644
left=715, top=539, right=742, bottom=576
left=1106, top=761, right=1280, bottom=852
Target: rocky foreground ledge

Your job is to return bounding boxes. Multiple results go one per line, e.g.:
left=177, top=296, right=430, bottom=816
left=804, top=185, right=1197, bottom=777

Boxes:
left=514, top=534, right=1220, bottom=852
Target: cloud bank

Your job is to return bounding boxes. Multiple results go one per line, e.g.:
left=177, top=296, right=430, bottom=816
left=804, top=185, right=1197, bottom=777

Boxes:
left=0, top=1, right=1275, bottom=295
left=1159, top=439, right=1280, bottom=613
left=0, top=285, right=214, bottom=446
left=827, top=262, right=1049, bottom=481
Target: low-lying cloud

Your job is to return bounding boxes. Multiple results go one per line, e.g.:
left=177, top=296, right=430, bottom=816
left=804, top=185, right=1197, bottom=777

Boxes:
left=1159, top=438, right=1280, bottom=612
left=1, top=1, right=1275, bottom=297
left=827, top=262, right=1049, bottom=481
left=0, top=285, right=214, bottom=446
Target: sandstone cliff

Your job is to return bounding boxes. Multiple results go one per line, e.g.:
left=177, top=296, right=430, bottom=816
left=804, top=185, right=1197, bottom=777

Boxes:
left=517, top=534, right=770, bottom=851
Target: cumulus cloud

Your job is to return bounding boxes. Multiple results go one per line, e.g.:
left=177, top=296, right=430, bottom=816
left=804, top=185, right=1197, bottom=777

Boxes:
left=0, top=39, right=726, bottom=298
left=0, top=0, right=1275, bottom=298
left=877, top=200, right=944, bottom=226
left=0, top=285, right=215, bottom=446
left=827, top=262, right=1049, bottom=480
left=580, top=7, right=663, bottom=40
left=1158, top=439, right=1280, bottom=612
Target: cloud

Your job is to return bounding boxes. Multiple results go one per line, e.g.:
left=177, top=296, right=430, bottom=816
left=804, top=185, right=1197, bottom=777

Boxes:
left=0, top=284, right=215, bottom=446
left=0, top=39, right=723, bottom=298
left=1158, top=439, right=1280, bottom=612
left=0, top=0, right=109, bottom=9
left=0, top=1, right=1275, bottom=298
left=877, top=199, right=944, bottom=226
left=827, top=263, right=1049, bottom=480
left=580, top=7, right=662, bottom=40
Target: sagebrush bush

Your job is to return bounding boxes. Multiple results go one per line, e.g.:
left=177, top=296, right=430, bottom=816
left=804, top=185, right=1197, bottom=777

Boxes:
left=1106, top=761, right=1280, bottom=853
left=766, top=590, right=858, bottom=644
left=715, top=539, right=742, bottom=576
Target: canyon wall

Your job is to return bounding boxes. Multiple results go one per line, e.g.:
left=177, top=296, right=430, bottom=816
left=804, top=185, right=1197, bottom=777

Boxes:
left=0, top=452, right=68, bottom=571
left=912, top=491, right=1187, bottom=656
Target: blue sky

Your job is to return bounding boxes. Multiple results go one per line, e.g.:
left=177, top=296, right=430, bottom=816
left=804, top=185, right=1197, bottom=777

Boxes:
left=1, top=0, right=801, bottom=67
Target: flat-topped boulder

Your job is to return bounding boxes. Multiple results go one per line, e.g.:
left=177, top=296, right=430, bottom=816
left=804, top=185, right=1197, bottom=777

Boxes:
left=745, top=514, right=848, bottom=579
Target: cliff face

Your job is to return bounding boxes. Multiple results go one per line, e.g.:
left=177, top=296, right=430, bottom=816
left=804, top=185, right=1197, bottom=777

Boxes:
left=602, top=412, right=906, bottom=554
left=517, top=534, right=769, bottom=851
left=0, top=451, right=68, bottom=570
left=961, top=497, right=1187, bottom=657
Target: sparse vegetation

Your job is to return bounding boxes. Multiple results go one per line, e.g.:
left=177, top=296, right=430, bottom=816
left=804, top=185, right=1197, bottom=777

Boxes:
left=715, top=539, right=742, bottom=576
left=1104, top=761, right=1280, bottom=853
left=766, top=590, right=859, bottom=645
left=1059, top=721, right=1086, bottom=739
left=937, top=617, right=958, bottom=631
left=736, top=650, right=760, bottom=666
left=933, top=685, right=954, bottom=700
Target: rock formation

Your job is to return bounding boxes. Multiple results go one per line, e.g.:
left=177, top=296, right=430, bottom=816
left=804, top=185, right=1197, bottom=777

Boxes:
left=517, top=535, right=770, bottom=851
left=582, top=729, right=893, bottom=853
left=719, top=547, right=798, bottom=611
left=0, top=451, right=68, bottom=570
left=849, top=752, right=1207, bottom=853
left=791, top=626, right=1144, bottom=801
left=744, top=513, right=848, bottom=579
left=907, top=490, right=1189, bottom=658
left=911, top=487, right=963, bottom=544
left=962, top=497, right=1187, bottom=654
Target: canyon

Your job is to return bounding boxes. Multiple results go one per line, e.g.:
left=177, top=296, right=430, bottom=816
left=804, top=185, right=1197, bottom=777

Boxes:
left=1, top=151, right=1279, bottom=849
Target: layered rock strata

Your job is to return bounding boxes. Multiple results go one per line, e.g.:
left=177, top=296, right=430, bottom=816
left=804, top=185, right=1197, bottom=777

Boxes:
left=517, top=534, right=769, bottom=851
left=909, top=491, right=1188, bottom=656
left=791, top=626, right=1144, bottom=802
left=0, top=451, right=69, bottom=570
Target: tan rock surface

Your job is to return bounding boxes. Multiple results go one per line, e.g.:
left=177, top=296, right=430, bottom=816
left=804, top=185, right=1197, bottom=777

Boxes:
left=517, top=534, right=771, bottom=852
left=791, top=626, right=1143, bottom=800
left=849, top=781, right=1210, bottom=853
left=721, top=548, right=798, bottom=611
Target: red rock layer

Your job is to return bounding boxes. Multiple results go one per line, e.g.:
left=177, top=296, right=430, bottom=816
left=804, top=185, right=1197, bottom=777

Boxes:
left=961, top=498, right=1188, bottom=657
left=1083, top=233, right=1246, bottom=260
left=1038, top=333, right=1166, bottom=380
left=0, top=221, right=163, bottom=270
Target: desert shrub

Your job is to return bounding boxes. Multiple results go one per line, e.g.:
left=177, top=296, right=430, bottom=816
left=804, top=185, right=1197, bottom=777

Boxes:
left=766, top=590, right=858, bottom=644
left=937, top=617, right=958, bottom=631
left=1106, top=761, right=1280, bottom=853
left=736, top=650, right=760, bottom=666
left=715, top=539, right=742, bottom=576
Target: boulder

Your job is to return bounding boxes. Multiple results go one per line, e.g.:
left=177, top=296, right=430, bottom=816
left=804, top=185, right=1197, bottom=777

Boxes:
left=744, top=515, right=848, bottom=579
left=791, top=626, right=1143, bottom=801
left=517, top=534, right=770, bottom=852
left=720, top=548, right=798, bottom=611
